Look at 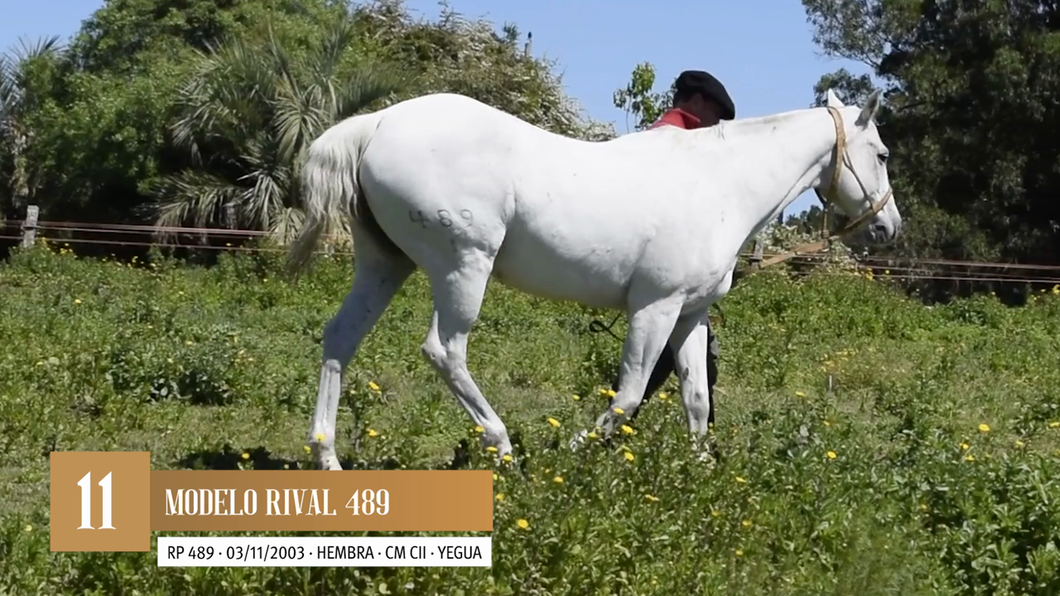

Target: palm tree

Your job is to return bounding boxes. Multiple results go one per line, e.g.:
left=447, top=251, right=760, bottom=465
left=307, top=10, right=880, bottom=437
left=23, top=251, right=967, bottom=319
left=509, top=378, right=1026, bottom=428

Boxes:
left=0, top=36, right=62, bottom=217
left=151, top=15, right=406, bottom=245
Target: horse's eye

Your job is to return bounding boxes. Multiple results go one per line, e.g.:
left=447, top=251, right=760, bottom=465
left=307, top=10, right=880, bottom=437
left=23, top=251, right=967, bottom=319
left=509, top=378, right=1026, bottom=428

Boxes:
left=878, top=153, right=889, bottom=163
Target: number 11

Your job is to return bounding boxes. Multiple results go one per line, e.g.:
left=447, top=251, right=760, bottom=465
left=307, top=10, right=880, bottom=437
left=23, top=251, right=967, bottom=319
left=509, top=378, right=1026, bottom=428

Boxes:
left=77, top=471, right=115, bottom=530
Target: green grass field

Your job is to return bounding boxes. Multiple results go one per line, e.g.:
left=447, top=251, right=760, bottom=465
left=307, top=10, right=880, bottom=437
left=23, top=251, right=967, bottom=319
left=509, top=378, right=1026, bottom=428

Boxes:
left=2, top=242, right=1060, bottom=595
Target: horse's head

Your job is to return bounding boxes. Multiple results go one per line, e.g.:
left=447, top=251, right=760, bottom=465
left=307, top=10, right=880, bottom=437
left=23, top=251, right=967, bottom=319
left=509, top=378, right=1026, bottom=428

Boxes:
left=817, top=88, right=902, bottom=244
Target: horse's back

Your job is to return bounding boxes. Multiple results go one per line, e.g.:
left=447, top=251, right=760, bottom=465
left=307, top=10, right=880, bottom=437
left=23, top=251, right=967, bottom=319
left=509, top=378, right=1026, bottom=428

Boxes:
left=358, top=93, right=592, bottom=220
left=355, top=93, right=698, bottom=308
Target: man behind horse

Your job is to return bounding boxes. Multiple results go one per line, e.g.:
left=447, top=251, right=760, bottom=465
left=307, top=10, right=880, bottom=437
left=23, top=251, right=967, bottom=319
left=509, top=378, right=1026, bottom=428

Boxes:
left=611, top=69, right=737, bottom=427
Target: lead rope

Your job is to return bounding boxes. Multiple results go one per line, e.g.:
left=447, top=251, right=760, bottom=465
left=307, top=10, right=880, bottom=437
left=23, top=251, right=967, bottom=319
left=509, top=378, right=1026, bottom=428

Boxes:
left=587, top=312, right=624, bottom=343
left=589, top=302, right=727, bottom=344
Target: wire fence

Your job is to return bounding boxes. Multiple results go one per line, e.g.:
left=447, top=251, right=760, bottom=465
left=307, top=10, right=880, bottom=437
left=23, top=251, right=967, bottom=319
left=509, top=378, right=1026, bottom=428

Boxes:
left=4, top=216, right=1060, bottom=288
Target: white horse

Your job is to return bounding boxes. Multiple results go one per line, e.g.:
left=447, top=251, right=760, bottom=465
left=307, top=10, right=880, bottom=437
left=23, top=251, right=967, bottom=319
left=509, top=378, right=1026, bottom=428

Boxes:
left=287, top=88, right=901, bottom=471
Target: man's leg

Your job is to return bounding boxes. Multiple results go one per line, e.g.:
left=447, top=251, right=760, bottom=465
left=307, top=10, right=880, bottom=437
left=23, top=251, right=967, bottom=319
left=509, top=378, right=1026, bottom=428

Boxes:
left=705, top=319, right=719, bottom=426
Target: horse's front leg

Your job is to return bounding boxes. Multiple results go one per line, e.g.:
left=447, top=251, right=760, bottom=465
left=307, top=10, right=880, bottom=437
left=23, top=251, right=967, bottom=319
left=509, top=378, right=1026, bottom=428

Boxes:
left=592, top=296, right=684, bottom=438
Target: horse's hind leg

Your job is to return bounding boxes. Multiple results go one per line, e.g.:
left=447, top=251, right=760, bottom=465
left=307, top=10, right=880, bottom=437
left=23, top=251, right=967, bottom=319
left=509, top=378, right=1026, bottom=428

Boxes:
left=310, top=247, right=414, bottom=470
left=420, top=249, right=512, bottom=455
left=667, top=308, right=713, bottom=436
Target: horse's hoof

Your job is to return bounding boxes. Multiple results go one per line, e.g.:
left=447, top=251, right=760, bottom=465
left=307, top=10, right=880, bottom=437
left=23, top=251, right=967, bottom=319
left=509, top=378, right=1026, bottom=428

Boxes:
left=568, top=430, right=589, bottom=451
left=314, top=449, right=342, bottom=471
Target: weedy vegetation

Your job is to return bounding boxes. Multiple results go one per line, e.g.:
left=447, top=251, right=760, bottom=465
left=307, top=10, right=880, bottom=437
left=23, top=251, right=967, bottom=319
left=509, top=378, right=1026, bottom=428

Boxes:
left=2, top=242, right=1060, bottom=595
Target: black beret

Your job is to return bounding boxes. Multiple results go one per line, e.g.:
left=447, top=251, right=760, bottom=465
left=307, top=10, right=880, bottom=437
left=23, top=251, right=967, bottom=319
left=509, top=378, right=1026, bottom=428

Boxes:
left=675, top=70, right=736, bottom=120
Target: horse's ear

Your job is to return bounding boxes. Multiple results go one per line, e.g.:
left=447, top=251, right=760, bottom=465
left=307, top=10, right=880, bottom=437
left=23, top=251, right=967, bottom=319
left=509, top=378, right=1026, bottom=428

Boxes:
left=826, top=89, right=844, bottom=109
left=856, top=89, right=882, bottom=128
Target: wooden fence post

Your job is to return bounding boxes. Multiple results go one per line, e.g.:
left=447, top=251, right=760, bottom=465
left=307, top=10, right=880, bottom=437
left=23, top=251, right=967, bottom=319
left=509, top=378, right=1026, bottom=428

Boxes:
left=21, top=205, right=39, bottom=248
left=749, top=238, right=764, bottom=270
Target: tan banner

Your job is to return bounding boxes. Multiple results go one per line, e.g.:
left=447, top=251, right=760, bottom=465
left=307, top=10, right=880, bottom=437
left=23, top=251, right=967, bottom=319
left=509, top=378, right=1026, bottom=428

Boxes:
left=150, top=470, right=494, bottom=532
left=50, top=452, right=494, bottom=553
left=50, top=451, right=152, bottom=552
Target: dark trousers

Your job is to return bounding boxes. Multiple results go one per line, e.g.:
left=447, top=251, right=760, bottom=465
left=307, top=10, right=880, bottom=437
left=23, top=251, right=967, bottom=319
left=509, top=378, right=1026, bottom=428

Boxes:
left=610, top=323, right=718, bottom=425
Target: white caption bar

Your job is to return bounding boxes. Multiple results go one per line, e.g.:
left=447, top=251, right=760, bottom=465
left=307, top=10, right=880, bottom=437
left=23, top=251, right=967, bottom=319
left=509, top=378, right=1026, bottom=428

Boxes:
left=157, top=536, right=491, bottom=567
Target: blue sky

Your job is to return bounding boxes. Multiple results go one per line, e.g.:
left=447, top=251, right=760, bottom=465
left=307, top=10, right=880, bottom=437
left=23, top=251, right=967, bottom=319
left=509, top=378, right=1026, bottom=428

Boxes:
left=2, top=0, right=874, bottom=216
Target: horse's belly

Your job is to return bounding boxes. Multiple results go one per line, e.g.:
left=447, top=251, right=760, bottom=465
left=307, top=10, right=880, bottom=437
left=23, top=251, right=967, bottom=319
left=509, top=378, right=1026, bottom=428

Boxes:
left=491, top=232, right=633, bottom=309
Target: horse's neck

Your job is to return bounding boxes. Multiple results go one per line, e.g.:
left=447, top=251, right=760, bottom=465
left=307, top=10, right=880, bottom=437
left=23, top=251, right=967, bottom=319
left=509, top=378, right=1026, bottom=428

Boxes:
left=692, top=108, right=840, bottom=243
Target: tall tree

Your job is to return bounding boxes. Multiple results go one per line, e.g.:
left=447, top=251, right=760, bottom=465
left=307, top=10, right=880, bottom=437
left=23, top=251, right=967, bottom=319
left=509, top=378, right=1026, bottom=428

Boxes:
left=803, top=0, right=1060, bottom=297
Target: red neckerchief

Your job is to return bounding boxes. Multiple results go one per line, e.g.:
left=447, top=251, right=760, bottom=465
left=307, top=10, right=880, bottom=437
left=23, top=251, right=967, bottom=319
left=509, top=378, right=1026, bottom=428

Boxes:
left=648, top=108, right=702, bottom=130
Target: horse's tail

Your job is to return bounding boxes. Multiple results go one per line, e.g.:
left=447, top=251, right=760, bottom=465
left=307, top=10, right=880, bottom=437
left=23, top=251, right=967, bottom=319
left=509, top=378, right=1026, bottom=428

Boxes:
left=286, top=110, right=389, bottom=279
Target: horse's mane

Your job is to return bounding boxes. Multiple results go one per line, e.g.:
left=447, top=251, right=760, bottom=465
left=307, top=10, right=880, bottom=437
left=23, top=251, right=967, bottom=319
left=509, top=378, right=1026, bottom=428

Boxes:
left=712, top=107, right=823, bottom=139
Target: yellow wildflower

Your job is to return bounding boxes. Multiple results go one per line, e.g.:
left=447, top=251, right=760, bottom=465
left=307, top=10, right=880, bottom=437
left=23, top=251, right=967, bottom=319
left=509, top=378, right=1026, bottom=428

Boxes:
left=241, top=452, right=249, bottom=460
left=960, top=442, right=970, bottom=450
left=919, top=503, right=928, bottom=512
left=547, top=417, right=561, bottom=428
left=658, top=392, right=669, bottom=400
left=74, top=299, right=82, bottom=305
left=620, top=424, right=635, bottom=435
left=742, top=519, right=752, bottom=528
left=735, top=549, right=744, bottom=557
left=607, top=389, right=617, bottom=397
left=1053, top=285, right=1059, bottom=295
left=303, top=445, right=311, bottom=454
left=474, top=425, right=485, bottom=434
left=315, top=433, right=325, bottom=442
left=516, top=519, right=529, bottom=529
left=1015, top=440, right=1025, bottom=448
left=572, top=394, right=580, bottom=401
left=711, top=509, right=722, bottom=518
left=826, top=451, right=837, bottom=460
left=624, top=451, right=635, bottom=462
left=587, top=431, right=598, bottom=440
left=367, top=429, right=379, bottom=438
left=978, top=423, right=990, bottom=433
left=368, top=381, right=380, bottom=392
left=644, top=494, right=659, bottom=502
left=495, top=493, right=505, bottom=502
left=486, top=446, right=498, bottom=453
left=502, top=454, right=513, bottom=462
left=552, top=476, right=563, bottom=484
left=735, top=476, right=747, bottom=484
left=1050, top=421, right=1059, bottom=428
left=965, top=454, right=976, bottom=462
left=795, top=391, right=806, bottom=398
left=24, top=524, right=32, bottom=533
left=823, top=420, right=831, bottom=427
left=612, top=407, right=625, bottom=415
